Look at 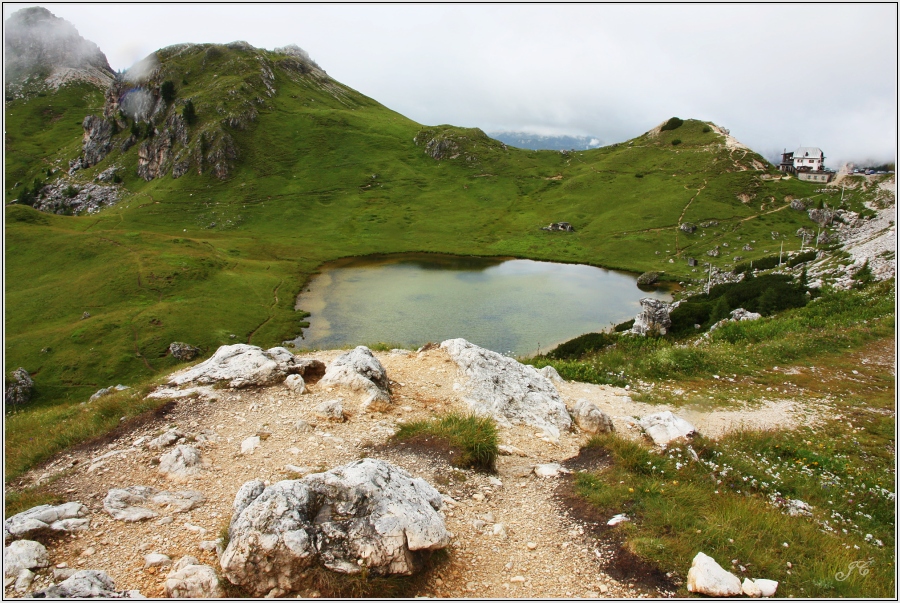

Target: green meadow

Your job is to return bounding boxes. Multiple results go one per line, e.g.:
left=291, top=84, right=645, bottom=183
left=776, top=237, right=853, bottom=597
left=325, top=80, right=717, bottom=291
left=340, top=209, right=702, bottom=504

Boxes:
left=3, top=43, right=873, bottom=471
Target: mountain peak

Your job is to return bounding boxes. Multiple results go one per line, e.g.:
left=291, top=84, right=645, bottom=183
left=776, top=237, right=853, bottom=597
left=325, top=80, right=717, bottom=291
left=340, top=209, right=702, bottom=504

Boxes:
left=4, top=6, right=114, bottom=96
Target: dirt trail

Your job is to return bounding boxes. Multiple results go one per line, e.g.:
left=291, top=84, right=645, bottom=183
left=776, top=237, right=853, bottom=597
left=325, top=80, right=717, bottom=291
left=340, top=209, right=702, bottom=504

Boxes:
left=8, top=347, right=833, bottom=598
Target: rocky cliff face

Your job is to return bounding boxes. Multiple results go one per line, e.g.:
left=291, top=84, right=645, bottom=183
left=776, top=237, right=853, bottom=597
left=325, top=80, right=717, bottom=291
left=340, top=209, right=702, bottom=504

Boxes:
left=4, top=7, right=114, bottom=97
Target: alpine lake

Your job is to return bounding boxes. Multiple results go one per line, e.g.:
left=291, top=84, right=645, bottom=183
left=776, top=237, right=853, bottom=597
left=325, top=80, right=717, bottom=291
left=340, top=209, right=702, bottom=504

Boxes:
left=289, top=253, right=674, bottom=357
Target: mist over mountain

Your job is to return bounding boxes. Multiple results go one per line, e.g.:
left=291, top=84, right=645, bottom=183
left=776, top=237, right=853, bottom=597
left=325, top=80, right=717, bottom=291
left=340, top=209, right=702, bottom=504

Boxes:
left=4, top=6, right=113, bottom=95
left=489, top=132, right=604, bottom=151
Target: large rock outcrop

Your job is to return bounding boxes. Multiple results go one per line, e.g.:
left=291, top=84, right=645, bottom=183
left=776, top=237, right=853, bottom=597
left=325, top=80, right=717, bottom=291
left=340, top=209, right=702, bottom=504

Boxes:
left=318, top=346, right=392, bottom=411
left=137, top=113, right=189, bottom=181
left=81, top=115, right=114, bottom=167
left=5, top=368, right=34, bottom=408
left=630, top=298, right=673, bottom=336
left=439, top=338, right=571, bottom=437
left=4, top=502, right=89, bottom=543
left=167, top=344, right=299, bottom=389
left=220, top=458, right=449, bottom=596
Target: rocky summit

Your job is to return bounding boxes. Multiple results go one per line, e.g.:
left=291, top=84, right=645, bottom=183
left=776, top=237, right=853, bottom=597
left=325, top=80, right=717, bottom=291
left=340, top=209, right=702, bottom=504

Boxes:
left=4, top=6, right=114, bottom=96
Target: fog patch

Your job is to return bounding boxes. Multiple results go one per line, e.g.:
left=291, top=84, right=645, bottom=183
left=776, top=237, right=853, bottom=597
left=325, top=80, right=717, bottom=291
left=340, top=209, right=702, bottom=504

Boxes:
left=4, top=6, right=112, bottom=81
left=274, top=44, right=320, bottom=69
left=120, top=88, right=155, bottom=122
left=124, top=52, right=159, bottom=83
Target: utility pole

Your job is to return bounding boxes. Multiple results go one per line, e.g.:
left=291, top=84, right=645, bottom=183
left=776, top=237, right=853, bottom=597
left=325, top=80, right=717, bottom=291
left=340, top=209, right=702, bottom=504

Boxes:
left=779, top=241, right=784, bottom=266
left=706, top=263, right=712, bottom=295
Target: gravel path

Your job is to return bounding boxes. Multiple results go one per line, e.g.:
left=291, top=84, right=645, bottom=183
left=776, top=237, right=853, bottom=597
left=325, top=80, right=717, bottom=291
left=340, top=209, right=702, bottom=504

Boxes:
left=7, top=347, right=829, bottom=598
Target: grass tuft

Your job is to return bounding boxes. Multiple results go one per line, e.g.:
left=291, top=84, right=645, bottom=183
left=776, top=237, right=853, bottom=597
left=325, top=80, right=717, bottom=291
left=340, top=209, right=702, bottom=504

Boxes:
left=575, top=422, right=894, bottom=598
left=394, top=412, right=498, bottom=471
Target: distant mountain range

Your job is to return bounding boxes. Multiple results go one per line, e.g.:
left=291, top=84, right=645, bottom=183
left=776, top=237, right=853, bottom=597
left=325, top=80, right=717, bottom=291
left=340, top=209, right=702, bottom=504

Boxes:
left=488, top=132, right=604, bottom=151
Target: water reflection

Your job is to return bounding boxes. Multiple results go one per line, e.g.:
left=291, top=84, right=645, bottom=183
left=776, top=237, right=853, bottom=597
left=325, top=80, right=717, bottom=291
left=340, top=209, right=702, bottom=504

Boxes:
left=290, top=253, right=672, bottom=357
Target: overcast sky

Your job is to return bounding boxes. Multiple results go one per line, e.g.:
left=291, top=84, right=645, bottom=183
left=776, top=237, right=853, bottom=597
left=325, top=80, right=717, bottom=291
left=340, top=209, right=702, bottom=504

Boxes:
left=5, top=3, right=897, bottom=166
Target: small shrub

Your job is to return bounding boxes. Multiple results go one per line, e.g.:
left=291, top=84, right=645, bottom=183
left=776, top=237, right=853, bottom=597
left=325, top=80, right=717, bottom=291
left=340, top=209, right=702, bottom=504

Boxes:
left=160, top=80, right=176, bottom=104
left=183, top=99, right=197, bottom=125
left=634, top=173, right=644, bottom=178
left=63, top=185, right=78, bottom=198
left=702, top=126, right=711, bottom=133
left=671, top=139, right=682, bottom=146
left=547, top=331, right=619, bottom=359
left=660, top=117, right=684, bottom=131
left=614, top=319, right=636, bottom=332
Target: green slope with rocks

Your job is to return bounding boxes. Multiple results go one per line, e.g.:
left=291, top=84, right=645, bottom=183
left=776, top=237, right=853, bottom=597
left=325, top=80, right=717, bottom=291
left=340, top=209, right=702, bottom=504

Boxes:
left=4, top=16, right=864, bottom=411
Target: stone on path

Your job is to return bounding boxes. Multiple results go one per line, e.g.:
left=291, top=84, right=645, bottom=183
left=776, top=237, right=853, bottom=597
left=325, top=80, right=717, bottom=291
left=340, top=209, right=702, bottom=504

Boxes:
left=318, top=346, right=392, bottom=411
left=147, top=429, right=185, bottom=450
left=284, top=374, right=306, bottom=393
left=573, top=399, right=615, bottom=434
left=686, top=551, right=742, bottom=597
left=158, top=445, right=203, bottom=480
left=104, top=487, right=159, bottom=522
left=30, top=569, right=136, bottom=598
left=165, top=556, right=224, bottom=598
left=241, top=436, right=260, bottom=455
left=143, top=553, right=171, bottom=568
left=440, top=338, right=571, bottom=437
left=315, top=399, right=345, bottom=421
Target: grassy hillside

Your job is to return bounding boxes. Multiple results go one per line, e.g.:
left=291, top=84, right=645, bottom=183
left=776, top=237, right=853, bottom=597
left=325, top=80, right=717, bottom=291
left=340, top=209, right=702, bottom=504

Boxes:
left=5, top=42, right=854, bottom=412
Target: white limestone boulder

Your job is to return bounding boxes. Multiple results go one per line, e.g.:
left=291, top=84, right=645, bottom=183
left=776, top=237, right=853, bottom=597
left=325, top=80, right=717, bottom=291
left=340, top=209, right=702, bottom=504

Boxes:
left=165, top=556, right=223, bottom=598
left=539, top=365, right=564, bottom=383
left=220, top=458, right=449, bottom=596
left=150, top=490, right=205, bottom=513
left=284, top=374, right=306, bottom=393
left=147, top=429, right=185, bottom=450
left=167, top=344, right=300, bottom=389
left=30, top=569, right=133, bottom=598
left=103, top=486, right=159, bottom=521
left=686, top=551, right=742, bottom=597
left=753, top=578, right=779, bottom=597
left=439, top=338, right=571, bottom=436
left=638, top=411, right=697, bottom=447
left=742, top=577, right=762, bottom=597
left=158, top=445, right=204, bottom=480
left=4, top=540, right=49, bottom=576
left=4, top=502, right=89, bottom=543
left=573, top=399, right=615, bottom=434
left=318, top=346, right=392, bottom=411
left=315, top=399, right=345, bottom=421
